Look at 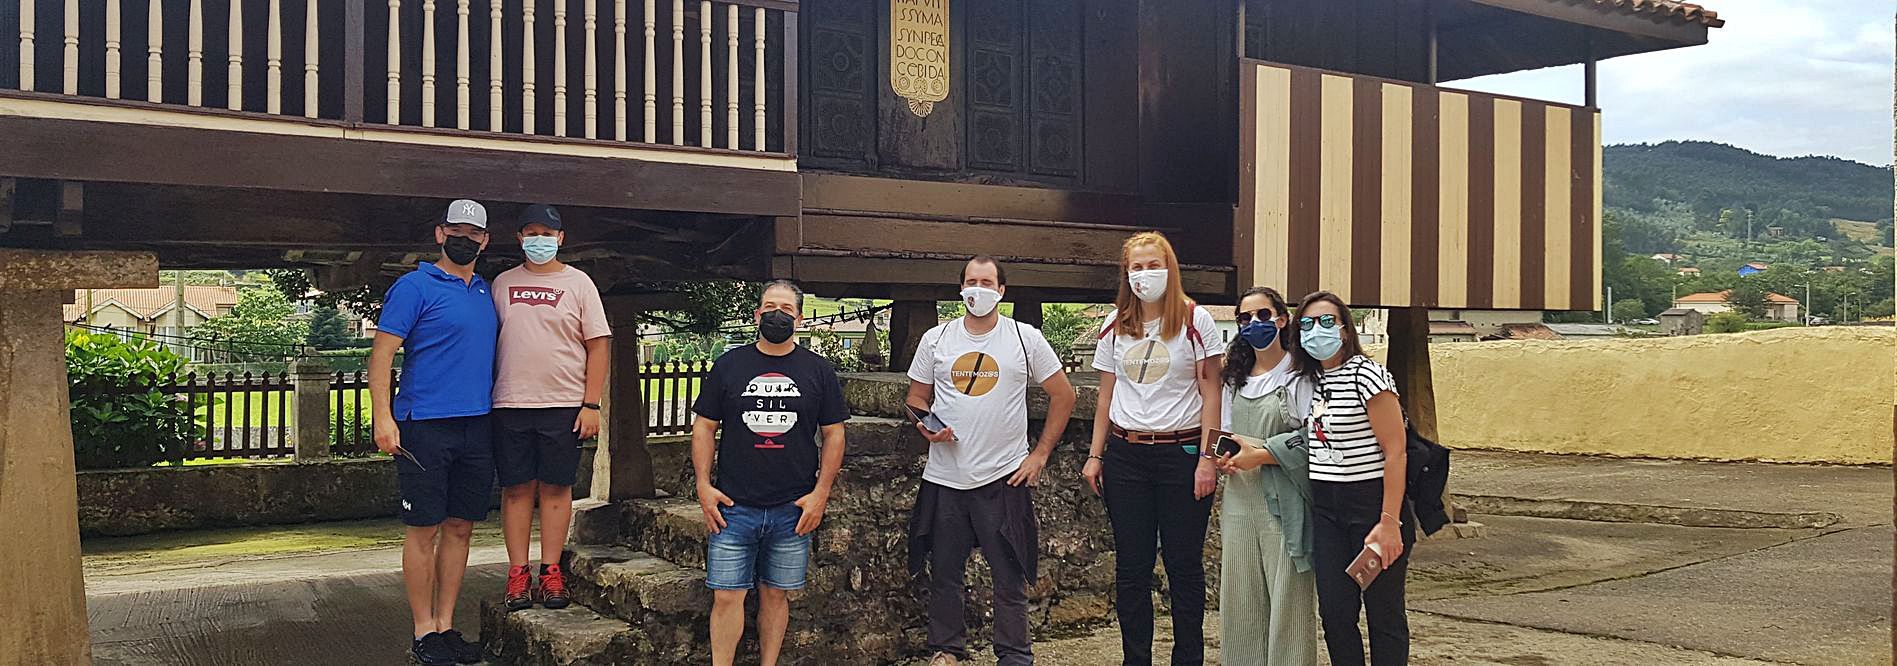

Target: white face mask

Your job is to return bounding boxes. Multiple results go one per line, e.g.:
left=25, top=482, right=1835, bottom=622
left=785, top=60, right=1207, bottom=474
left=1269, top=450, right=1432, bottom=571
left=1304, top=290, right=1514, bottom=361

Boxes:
left=1128, top=269, right=1169, bottom=303
left=960, top=286, right=1003, bottom=317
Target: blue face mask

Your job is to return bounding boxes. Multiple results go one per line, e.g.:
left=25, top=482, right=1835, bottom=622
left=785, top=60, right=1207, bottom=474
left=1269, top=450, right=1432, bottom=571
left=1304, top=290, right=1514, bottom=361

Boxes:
left=1238, top=319, right=1278, bottom=350
left=521, top=235, right=560, bottom=264
left=1302, top=324, right=1345, bottom=361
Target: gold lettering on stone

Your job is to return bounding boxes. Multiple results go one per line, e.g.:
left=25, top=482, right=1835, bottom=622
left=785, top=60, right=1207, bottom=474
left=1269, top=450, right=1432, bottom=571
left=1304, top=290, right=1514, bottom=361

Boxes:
left=890, top=0, right=950, bottom=117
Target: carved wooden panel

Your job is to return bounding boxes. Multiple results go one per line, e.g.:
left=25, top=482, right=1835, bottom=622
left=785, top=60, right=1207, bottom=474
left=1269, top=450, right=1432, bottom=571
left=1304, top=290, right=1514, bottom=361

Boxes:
left=966, top=0, right=1019, bottom=172
left=1027, top=0, right=1079, bottom=177
left=805, top=0, right=874, bottom=164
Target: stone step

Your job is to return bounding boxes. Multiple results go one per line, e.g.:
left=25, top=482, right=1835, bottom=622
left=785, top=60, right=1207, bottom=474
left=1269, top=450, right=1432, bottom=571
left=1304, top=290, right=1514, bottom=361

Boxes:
left=563, top=544, right=709, bottom=622
left=625, top=496, right=713, bottom=570
left=481, top=600, right=635, bottom=666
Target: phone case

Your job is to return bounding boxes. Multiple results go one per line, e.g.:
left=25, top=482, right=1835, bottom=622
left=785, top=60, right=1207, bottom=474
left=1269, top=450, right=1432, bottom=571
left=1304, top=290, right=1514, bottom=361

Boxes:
left=1346, top=544, right=1383, bottom=590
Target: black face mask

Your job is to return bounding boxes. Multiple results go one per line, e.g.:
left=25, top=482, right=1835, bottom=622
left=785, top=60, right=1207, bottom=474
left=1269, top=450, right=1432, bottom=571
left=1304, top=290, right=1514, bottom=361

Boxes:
left=759, top=310, right=796, bottom=344
left=441, top=235, right=482, bottom=266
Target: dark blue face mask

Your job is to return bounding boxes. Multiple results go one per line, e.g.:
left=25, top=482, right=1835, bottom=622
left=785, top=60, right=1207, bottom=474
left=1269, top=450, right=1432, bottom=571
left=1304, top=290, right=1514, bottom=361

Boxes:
left=1238, top=319, right=1279, bottom=350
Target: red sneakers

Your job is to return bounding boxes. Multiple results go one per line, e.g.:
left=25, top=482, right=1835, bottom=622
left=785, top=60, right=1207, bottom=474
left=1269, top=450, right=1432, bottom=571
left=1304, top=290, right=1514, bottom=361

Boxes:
left=504, top=565, right=534, bottom=612
left=538, top=564, right=570, bottom=609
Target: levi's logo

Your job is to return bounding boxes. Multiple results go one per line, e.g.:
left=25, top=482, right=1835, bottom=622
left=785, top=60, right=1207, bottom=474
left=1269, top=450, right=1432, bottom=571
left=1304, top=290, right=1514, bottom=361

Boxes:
left=509, top=286, right=566, bottom=307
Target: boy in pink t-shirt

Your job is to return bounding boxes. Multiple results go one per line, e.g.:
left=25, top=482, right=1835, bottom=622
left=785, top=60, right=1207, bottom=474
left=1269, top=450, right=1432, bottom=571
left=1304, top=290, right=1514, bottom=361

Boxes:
left=490, top=204, right=612, bottom=612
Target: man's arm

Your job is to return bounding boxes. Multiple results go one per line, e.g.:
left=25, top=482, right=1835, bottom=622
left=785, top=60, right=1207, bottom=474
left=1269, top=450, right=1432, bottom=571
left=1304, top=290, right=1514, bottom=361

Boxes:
left=368, top=331, right=404, bottom=455
left=905, top=380, right=954, bottom=442
left=692, top=415, right=731, bottom=533
left=1009, top=371, right=1075, bottom=487
left=573, top=336, right=611, bottom=438
left=795, top=422, right=848, bottom=535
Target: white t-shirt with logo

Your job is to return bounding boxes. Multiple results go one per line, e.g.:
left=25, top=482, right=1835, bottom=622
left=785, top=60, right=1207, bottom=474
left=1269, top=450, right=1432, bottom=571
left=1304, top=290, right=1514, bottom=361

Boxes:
left=907, top=317, right=1064, bottom=490
left=1092, top=307, right=1224, bottom=432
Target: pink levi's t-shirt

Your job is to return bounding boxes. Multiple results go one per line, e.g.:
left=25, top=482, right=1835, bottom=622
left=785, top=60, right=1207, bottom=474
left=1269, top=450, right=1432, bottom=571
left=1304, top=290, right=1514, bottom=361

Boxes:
left=491, top=265, right=612, bottom=408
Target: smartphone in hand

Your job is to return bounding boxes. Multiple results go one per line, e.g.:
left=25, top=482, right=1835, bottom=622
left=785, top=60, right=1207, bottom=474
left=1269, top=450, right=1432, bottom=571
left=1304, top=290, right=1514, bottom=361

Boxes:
left=906, top=405, right=950, bottom=435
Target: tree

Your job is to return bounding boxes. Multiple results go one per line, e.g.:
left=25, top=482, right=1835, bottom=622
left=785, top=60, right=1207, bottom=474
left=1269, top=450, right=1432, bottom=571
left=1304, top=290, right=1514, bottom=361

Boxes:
left=1725, top=281, right=1768, bottom=319
left=191, top=282, right=309, bottom=361
left=264, top=268, right=383, bottom=322
left=1040, top=304, right=1091, bottom=362
left=1611, top=299, right=1647, bottom=323
left=1705, top=312, right=1748, bottom=333
left=305, top=305, right=362, bottom=350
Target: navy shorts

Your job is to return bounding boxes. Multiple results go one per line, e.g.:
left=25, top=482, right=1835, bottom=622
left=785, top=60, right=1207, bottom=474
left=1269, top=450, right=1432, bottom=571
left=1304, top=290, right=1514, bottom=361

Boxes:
left=395, top=415, right=496, bottom=527
left=493, top=407, right=585, bottom=488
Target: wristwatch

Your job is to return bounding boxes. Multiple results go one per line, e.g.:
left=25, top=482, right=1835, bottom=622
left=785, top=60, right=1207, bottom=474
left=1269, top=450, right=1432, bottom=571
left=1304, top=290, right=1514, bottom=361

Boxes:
left=580, top=402, right=602, bottom=411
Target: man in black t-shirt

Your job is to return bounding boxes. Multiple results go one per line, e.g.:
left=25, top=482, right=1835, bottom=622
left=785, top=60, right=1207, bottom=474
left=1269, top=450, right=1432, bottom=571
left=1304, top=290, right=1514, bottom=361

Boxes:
left=691, top=280, right=849, bottom=666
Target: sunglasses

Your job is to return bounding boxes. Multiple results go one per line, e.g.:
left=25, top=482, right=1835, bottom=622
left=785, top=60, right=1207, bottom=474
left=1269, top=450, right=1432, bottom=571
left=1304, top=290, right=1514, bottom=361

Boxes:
left=1234, top=309, right=1277, bottom=326
left=1297, top=314, right=1340, bottom=331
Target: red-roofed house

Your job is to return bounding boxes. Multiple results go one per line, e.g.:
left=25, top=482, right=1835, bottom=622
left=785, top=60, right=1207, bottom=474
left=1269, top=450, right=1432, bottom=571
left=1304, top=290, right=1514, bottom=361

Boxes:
left=1672, top=290, right=1801, bottom=322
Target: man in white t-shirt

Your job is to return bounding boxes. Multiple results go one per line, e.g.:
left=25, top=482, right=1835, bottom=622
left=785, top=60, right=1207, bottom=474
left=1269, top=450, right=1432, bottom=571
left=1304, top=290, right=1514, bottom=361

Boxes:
left=904, top=257, right=1078, bottom=666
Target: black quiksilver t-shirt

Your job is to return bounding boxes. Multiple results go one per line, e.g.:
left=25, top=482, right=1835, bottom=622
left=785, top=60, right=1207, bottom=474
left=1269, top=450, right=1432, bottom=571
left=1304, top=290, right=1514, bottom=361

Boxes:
left=692, top=344, right=849, bottom=507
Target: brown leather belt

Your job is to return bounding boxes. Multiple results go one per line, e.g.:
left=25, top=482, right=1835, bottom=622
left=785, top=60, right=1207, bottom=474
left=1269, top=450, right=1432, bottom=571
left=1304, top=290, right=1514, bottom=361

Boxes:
left=1110, top=424, right=1202, bottom=446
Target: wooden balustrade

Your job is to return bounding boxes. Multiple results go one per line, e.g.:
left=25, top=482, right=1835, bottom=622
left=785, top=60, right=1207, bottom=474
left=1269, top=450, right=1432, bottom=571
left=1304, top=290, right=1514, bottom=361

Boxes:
left=5, top=0, right=796, bottom=153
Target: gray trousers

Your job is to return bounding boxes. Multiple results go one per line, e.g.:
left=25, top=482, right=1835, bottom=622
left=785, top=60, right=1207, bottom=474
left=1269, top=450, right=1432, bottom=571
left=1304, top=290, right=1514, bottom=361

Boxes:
left=926, top=480, right=1033, bottom=665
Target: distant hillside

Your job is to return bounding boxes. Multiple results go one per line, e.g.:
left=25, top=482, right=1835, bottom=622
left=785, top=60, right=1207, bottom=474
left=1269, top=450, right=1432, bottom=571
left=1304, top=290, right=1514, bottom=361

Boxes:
left=1603, top=141, right=1892, bottom=226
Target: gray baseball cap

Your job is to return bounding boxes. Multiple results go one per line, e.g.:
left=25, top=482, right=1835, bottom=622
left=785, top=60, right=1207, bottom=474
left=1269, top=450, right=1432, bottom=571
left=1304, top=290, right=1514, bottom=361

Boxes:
left=441, top=199, right=488, bottom=229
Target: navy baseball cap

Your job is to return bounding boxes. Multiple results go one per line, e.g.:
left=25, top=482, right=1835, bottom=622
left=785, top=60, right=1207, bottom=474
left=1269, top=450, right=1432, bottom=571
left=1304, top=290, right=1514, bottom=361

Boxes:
left=518, top=204, right=563, bottom=231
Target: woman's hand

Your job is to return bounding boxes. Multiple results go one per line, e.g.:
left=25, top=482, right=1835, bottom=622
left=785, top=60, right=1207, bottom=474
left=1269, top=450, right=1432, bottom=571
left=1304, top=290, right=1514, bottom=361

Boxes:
left=1217, top=445, right=1275, bottom=473
left=1192, top=457, right=1218, bottom=499
left=1366, top=514, right=1405, bottom=562
left=1081, top=456, right=1104, bottom=496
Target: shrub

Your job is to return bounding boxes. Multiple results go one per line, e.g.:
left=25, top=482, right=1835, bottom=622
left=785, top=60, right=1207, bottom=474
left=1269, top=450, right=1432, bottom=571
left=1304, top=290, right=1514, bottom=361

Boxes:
left=65, top=330, right=200, bottom=469
left=1705, top=312, right=1749, bottom=334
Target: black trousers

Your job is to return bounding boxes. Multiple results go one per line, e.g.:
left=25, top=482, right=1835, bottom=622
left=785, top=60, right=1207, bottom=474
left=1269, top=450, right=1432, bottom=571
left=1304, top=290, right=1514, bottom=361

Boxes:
left=1310, top=478, right=1417, bottom=666
left=925, top=479, right=1034, bottom=665
left=1102, top=435, right=1213, bottom=666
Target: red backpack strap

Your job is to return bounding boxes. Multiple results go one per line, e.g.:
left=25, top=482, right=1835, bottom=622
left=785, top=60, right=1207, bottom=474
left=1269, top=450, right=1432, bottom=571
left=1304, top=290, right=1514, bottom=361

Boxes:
left=1184, top=301, right=1204, bottom=355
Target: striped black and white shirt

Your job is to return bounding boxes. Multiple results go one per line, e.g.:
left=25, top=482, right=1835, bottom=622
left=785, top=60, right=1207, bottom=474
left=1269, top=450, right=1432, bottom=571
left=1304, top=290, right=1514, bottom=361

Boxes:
left=1306, top=355, right=1399, bottom=483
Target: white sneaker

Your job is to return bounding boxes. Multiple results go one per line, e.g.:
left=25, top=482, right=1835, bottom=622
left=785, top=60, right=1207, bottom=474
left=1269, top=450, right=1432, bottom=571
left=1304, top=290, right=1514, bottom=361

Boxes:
left=929, top=652, right=960, bottom=666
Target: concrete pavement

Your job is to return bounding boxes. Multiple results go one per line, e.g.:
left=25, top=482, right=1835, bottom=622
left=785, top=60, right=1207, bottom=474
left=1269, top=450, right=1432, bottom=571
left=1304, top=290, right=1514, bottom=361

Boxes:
left=83, top=451, right=1893, bottom=665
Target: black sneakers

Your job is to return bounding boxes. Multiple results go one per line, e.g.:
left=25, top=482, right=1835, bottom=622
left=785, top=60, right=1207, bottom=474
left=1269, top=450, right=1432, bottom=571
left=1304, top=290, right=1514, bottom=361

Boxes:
left=410, top=633, right=458, bottom=666
left=440, top=629, right=483, bottom=664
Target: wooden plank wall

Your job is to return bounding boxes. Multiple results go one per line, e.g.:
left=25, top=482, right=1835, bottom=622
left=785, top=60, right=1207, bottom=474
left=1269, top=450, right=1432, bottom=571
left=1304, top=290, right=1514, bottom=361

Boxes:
left=1236, top=60, right=1601, bottom=311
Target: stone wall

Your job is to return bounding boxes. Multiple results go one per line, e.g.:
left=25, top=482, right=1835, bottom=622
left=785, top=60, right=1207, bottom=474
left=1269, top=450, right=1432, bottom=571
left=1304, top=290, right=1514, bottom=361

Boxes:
left=635, top=375, right=1222, bottom=664
left=79, top=446, right=596, bottom=537
left=1408, top=326, right=1893, bottom=464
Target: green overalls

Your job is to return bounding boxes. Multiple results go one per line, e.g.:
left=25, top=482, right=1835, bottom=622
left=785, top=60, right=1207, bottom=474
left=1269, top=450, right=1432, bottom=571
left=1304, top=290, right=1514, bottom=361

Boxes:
left=1220, top=384, right=1319, bottom=666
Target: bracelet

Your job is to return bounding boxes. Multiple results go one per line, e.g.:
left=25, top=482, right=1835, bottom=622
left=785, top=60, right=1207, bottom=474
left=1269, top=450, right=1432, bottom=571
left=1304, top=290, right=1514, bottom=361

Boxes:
left=1381, top=511, right=1403, bottom=526
left=1087, top=454, right=1104, bottom=460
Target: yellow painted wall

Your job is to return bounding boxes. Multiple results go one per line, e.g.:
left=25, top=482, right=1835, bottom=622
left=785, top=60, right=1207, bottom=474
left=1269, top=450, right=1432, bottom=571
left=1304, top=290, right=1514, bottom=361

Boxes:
left=1380, top=327, right=1892, bottom=464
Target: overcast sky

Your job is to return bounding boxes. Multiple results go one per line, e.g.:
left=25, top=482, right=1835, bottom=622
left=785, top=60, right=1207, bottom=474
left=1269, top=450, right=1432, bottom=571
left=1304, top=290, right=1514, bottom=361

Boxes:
left=1456, top=0, right=1894, bottom=166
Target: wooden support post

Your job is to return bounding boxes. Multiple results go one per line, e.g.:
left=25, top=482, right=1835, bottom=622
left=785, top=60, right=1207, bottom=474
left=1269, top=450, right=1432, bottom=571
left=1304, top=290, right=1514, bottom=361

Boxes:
left=1386, top=306, right=1460, bottom=521
left=0, top=178, right=15, bottom=235
left=888, top=300, right=937, bottom=373
left=291, top=358, right=333, bottom=460
left=54, top=182, right=81, bottom=238
left=600, top=299, right=655, bottom=500
left=1013, top=297, right=1044, bottom=329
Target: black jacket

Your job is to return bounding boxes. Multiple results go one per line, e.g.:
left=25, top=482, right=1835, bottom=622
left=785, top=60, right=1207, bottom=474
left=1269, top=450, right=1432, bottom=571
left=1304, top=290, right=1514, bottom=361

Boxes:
left=1405, top=426, right=1451, bottom=536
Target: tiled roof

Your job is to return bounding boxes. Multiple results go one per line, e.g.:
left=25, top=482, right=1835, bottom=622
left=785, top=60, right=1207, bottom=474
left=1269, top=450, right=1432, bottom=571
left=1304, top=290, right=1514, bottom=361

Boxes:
left=1494, top=323, right=1562, bottom=341
left=1583, top=0, right=1724, bottom=27
left=1429, top=321, right=1480, bottom=336
left=65, top=286, right=240, bottom=322
left=1674, top=290, right=1799, bottom=305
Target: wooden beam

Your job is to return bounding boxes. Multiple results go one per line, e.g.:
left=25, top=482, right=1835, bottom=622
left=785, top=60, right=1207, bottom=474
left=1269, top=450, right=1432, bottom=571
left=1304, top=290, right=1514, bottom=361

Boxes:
left=802, top=173, right=1142, bottom=225
left=1461, top=0, right=1709, bottom=45
left=779, top=255, right=1231, bottom=300
left=796, top=214, right=1135, bottom=262
left=1012, top=297, right=1043, bottom=328
left=54, top=182, right=81, bottom=237
left=0, top=115, right=801, bottom=217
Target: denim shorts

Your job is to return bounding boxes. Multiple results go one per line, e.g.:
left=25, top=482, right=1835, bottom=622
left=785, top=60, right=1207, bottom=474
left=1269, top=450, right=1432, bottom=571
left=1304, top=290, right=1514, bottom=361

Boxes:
left=705, top=503, right=812, bottom=591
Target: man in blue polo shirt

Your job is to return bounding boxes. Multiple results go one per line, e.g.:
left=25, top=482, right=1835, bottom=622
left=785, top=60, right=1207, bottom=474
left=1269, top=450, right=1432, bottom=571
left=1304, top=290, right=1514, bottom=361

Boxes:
left=370, top=198, right=500, bottom=666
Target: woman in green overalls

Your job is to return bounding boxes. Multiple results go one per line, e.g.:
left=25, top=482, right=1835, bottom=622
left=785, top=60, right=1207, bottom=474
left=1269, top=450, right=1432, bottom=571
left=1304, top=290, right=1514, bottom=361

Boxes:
left=1214, top=286, right=1318, bottom=665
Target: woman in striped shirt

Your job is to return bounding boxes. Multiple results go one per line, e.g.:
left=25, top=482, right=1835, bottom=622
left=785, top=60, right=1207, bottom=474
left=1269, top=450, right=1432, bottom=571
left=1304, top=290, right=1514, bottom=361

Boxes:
left=1289, top=291, right=1415, bottom=666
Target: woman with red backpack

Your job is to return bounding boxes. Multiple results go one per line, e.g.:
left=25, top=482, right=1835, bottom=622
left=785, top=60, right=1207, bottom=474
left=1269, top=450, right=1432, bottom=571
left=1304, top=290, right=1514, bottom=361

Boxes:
left=1080, top=231, right=1223, bottom=666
